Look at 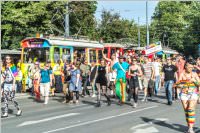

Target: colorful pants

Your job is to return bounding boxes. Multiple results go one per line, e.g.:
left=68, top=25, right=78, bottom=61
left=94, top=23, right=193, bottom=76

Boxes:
left=115, top=78, right=126, bottom=103
left=3, top=90, right=20, bottom=114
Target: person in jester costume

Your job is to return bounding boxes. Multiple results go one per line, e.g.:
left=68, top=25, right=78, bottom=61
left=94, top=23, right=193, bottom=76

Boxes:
left=112, top=55, right=129, bottom=105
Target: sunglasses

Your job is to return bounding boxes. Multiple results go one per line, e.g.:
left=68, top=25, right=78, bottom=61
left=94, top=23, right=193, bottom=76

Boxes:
left=6, top=58, right=11, bottom=60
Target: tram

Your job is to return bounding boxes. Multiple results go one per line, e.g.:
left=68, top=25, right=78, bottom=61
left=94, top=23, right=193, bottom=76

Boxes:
left=103, top=43, right=124, bottom=58
left=20, top=37, right=103, bottom=91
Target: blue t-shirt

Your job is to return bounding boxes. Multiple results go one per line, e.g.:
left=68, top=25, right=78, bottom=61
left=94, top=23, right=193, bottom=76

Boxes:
left=40, top=69, right=52, bottom=83
left=112, top=62, right=129, bottom=79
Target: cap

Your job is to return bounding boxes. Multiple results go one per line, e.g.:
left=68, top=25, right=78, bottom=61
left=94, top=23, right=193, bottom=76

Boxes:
left=35, top=62, right=39, bottom=65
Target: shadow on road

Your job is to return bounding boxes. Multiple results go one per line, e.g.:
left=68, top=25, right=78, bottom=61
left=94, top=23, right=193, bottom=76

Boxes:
left=140, top=117, right=200, bottom=133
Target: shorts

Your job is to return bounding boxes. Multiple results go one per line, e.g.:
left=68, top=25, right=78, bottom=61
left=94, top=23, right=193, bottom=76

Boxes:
left=142, top=77, right=150, bottom=88
left=180, top=93, right=199, bottom=101
left=40, top=83, right=50, bottom=97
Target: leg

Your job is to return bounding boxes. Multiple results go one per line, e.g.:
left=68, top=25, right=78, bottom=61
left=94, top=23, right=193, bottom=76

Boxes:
left=44, top=83, right=50, bottom=104
left=102, top=86, right=111, bottom=106
left=96, top=83, right=101, bottom=107
left=10, top=90, right=22, bottom=116
left=164, top=81, right=169, bottom=103
left=81, top=78, right=87, bottom=96
left=167, top=80, right=174, bottom=104
left=154, top=76, right=160, bottom=95
left=91, top=80, right=96, bottom=97
left=134, top=87, right=139, bottom=103
left=142, top=78, right=148, bottom=101
left=2, top=90, right=9, bottom=117
left=120, top=79, right=126, bottom=103
left=187, top=100, right=198, bottom=130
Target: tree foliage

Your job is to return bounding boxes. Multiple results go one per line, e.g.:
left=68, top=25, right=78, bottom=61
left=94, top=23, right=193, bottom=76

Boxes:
left=1, top=1, right=97, bottom=49
left=151, top=1, right=200, bottom=56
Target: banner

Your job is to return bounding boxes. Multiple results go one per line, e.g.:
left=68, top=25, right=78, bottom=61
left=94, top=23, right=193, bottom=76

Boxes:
left=145, top=44, right=162, bottom=55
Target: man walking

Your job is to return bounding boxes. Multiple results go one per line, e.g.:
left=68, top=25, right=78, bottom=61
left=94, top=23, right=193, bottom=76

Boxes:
left=162, top=57, right=178, bottom=105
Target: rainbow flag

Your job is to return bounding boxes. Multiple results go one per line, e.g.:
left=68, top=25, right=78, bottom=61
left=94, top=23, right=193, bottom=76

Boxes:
left=9, top=64, right=18, bottom=77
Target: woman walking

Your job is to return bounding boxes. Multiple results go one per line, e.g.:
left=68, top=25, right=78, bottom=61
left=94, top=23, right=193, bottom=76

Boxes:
left=177, top=60, right=199, bottom=133
left=128, top=58, right=142, bottom=108
left=39, top=63, right=52, bottom=105
left=96, top=59, right=111, bottom=107
left=69, top=63, right=82, bottom=104
left=1, top=55, right=22, bottom=118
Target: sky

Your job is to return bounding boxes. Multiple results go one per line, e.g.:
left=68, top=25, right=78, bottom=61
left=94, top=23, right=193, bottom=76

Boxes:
left=95, top=1, right=159, bottom=25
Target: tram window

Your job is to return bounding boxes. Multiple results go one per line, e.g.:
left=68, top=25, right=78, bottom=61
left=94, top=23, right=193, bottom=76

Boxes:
left=89, top=50, right=96, bottom=62
left=62, top=48, right=71, bottom=62
left=24, top=48, right=49, bottom=63
left=98, top=50, right=103, bottom=60
left=54, top=47, right=60, bottom=63
left=111, top=49, right=116, bottom=55
left=103, top=49, right=108, bottom=55
left=74, top=48, right=85, bottom=62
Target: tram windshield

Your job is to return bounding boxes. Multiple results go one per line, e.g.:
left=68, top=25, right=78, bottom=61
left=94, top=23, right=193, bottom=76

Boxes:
left=23, top=48, right=50, bottom=63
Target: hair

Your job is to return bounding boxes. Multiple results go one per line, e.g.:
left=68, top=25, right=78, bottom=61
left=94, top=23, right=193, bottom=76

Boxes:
left=3, top=55, right=14, bottom=68
left=184, top=59, right=196, bottom=69
left=100, top=59, right=106, bottom=66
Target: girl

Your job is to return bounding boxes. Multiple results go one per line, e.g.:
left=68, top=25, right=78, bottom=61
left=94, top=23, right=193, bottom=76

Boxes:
left=96, top=59, right=111, bottom=107
left=177, top=60, right=199, bottom=133
left=1, top=55, right=22, bottom=118
left=128, top=58, right=142, bottom=108
left=69, top=63, right=82, bottom=104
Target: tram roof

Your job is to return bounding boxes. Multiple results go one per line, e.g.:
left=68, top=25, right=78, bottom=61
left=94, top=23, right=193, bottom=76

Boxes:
left=103, top=43, right=125, bottom=48
left=1, top=49, right=24, bottom=55
left=49, top=39, right=103, bottom=48
left=22, top=37, right=104, bottom=48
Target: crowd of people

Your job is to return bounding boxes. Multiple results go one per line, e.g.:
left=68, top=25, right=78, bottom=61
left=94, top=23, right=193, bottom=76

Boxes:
left=1, top=50, right=200, bottom=133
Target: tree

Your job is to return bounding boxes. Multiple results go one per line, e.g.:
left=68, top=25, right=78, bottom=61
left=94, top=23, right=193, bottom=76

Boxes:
left=96, top=9, right=146, bottom=46
left=1, top=1, right=98, bottom=49
left=151, top=1, right=200, bottom=56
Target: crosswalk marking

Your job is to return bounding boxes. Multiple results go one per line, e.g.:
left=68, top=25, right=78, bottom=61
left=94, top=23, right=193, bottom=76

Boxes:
left=17, top=113, right=80, bottom=127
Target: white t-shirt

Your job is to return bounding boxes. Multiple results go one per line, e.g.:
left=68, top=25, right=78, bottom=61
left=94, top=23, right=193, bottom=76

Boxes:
left=153, top=62, right=161, bottom=76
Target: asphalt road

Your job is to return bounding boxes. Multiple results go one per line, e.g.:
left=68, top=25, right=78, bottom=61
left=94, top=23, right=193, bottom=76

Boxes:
left=1, top=91, right=200, bottom=133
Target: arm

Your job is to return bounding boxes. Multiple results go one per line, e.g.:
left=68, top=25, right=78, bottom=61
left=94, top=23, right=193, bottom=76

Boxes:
left=102, top=50, right=111, bottom=62
left=151, top=65, right=155, bottom=79
left=76, top=74, right=80, bottom=86
left=137, top=66, right=143, bottom=77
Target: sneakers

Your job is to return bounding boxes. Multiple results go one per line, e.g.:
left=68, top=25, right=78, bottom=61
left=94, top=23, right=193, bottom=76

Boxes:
left=167, top=101, right=173, bottom=106
left=1, top=113, right=8, bottom=118
left=91, top=94, right=96, bottom=98
left=16, top=110, right=22, bottom=116
left=96, top=101, right=101, bottom=107
left=187, top=128, right=194, bottom=133
left=141, top=97, right=147, bottom=102
left=74, top=100, right=79, bottom=104
left=133, top=102, right=137, bottom=108
left=107, top=99, right=111, bottom=106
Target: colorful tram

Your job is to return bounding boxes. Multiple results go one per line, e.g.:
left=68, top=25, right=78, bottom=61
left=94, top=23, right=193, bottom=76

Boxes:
left=20, top=37, right=103, bottom=91
left=103, top=43, right=124, bottom=58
